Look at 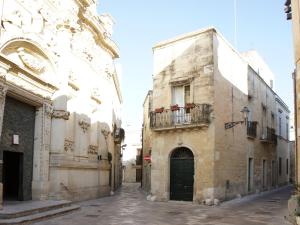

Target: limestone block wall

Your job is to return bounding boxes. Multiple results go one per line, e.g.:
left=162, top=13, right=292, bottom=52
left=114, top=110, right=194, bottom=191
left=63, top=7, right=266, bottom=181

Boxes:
left=213, top=31, right=286, bottom=201
left=151, top=129, right=214, bottom=201
left=142, top=91, right=152, bottom=192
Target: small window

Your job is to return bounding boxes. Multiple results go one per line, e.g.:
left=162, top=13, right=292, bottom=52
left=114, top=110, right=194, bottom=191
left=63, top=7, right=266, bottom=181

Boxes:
left=286, top=158, right=289, bottom=175
left=286, top=123, right=289, bottom=140
left=279, top=117, right=282, bottom=137
left=279, top=157, right=282, bottom=176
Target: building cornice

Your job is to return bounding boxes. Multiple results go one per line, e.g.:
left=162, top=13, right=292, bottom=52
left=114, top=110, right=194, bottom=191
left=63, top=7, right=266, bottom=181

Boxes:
left=77, top=6, right=119, bottom=59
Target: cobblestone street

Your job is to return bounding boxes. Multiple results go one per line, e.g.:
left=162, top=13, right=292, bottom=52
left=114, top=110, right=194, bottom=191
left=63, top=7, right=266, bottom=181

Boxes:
left=34, top=183, right=292, bottom=225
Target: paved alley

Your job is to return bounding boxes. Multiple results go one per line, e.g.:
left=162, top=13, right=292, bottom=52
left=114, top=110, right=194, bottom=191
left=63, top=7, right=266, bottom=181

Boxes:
left=34, top=183, right=292, bottom=225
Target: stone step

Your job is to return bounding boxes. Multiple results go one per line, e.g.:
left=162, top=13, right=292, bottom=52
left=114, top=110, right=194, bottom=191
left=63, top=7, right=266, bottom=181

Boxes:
left=0, top=204, right=80, bottom=225
left=0, top=200, right=73, bottom=219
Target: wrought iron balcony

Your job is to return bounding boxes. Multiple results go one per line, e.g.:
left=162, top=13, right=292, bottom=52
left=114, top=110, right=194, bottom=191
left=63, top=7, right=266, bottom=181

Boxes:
left=150, top=104, right=211, bottom=131
left=260, top=127, right=277, bottom=145
left=247, top=121, right=257, bottom=138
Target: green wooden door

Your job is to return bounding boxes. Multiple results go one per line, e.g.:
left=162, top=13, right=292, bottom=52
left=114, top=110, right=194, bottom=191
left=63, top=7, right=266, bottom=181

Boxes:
left=170, top=148, right=194, bottom=201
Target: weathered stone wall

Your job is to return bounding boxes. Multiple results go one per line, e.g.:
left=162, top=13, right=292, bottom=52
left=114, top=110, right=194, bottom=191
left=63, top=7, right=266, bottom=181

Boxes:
left=142, top=91, right=152, bottom=192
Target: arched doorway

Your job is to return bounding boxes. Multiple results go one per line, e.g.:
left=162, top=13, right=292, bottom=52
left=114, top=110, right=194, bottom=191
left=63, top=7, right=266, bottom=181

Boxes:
left=170, top=147, right=194, bottom=201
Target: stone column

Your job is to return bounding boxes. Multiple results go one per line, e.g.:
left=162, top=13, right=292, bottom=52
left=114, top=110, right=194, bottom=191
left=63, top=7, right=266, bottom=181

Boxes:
left=0, top=82, right=8, bottom=209
left=32, top=103, right=53, bottom=200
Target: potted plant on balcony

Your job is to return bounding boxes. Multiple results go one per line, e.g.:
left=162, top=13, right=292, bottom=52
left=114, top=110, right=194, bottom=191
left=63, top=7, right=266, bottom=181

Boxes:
left=155, top=107, right=164, bottom=113
left=171, top=104, right=180, bottom=111
left=185, top=103, right=195, bottom=109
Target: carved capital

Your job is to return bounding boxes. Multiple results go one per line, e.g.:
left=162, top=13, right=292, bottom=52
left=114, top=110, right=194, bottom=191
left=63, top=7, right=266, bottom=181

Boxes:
left=44, top=103, right=53, bottom=118
left=64, top=139, right=74, bottom=152
left=0, top=85, right=8, bottom=99
left=52, top=110, right=70, bottom=120
left=79, top=119, right=90, bottom=133
left=88, top=145, right=98, bottom=155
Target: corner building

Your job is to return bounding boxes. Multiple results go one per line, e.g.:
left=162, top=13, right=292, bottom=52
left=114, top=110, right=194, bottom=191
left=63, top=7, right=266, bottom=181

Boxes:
left=145, top=27, right=290, bottom=203
left=0, top=0, right=123, bottom=205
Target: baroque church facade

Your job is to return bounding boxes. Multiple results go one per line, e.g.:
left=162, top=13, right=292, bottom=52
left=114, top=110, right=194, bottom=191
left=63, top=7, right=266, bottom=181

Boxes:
left=0, top=0, right=123, bottom=205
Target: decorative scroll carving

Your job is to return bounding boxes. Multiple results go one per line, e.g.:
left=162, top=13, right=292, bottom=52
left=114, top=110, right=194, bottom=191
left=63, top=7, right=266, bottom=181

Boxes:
left=64, top=139, right=74, bottom=152
left=17, top=47, right=45, bottom=73
left=79, top=119, right=90, bottom=133
left=88, top=145, right=98, bottom=155
left=52, top=110, right=70, bottom=120
left=101, top=129, right=110, bottom=139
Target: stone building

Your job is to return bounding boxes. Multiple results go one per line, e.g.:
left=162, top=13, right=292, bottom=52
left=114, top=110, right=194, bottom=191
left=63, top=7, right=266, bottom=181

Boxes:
left=0, top=0, right=123, bottom=205
left=142, top=91, right=153, bottom=192
left=143, top=27, right=290, bottom=203
left=122, top=125, right=142, bottom=183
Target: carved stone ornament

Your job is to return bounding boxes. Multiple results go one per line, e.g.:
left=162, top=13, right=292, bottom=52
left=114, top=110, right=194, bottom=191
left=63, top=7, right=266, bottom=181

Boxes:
left=88, top=145, right=98, bottom=155
left=44, top=103, right=53, bottom=118
left=0, top=67, right=8, bottom=80
left=52, top=110, right=70, bottom=120
left=79, top=119, right=90, bottom=133
left=101, top=129, right=110, bottom=139
left=17, top=47, right=45, bottom=73
left=0, top=85, right=8, bottom=98
left=64, top=139, right=74, bottom=152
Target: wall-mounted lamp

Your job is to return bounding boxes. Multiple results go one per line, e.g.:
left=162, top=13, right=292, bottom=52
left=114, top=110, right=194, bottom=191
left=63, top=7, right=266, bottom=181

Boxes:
left=225, top=106, right=250, bottom=129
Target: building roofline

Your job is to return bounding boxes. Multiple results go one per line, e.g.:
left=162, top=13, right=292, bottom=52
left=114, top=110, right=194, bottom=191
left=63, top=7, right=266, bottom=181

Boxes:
left=152, top=26, right=216, bottom=50
left=143, top=90, right=152, bottom=106
left=275, top=96, right=290, bottom=113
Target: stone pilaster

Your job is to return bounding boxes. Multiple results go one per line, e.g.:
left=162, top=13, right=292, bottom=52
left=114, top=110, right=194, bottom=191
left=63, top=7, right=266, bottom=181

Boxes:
left=32, top=103, right=53, bottom=200
left=0, top=83, right=7, bottom=209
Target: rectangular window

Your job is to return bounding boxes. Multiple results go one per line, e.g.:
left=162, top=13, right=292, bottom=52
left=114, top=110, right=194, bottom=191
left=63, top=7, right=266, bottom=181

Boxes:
left=286, top=123, right=289, bottom=140
left=286, top=158, right=289, bottom=175
left=279, top=117, right=282, bottom=137
left=184, top=85, right=190, bottom=105
left=279, top=157, right=282, bottom=176
left=248, top=158, right=253, bottom=192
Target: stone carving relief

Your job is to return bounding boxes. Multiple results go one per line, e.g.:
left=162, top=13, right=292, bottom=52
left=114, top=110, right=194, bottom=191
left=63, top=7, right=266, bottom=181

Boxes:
left=0, top=66, right=8, bottom=80
left=44, top=103, right=53, bottom=118
left=52, top=110, right=70, bottom=120
left=2, top=8, right=45, bottom=34
left=72, top=30, right=95, bottom=62
left=88, top=145, right=98, bottom=155
left=0, top=85, right=8, bottom=99
left=101, top=129, right=110, bottom=139
left=64, top=139, right=74, bottom=152
left=17, top=48, right=45, bottom=73
left=79, top=119, right=90, bottom=133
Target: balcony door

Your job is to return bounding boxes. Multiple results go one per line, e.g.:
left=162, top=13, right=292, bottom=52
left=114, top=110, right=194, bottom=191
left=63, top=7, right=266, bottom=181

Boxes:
left=172, top=85, right=190, bottom=124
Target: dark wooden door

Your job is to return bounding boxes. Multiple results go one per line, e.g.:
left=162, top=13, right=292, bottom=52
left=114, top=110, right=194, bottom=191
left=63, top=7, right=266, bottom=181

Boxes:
left=170, top=148, right=194, bottom=201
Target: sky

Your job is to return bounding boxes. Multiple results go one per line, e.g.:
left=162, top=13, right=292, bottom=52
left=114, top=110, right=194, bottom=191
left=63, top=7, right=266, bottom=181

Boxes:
left=99, top=0, right=295, bottom=128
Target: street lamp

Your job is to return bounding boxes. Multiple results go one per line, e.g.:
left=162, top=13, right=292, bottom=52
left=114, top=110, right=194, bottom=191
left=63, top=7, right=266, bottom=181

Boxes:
left=225, top=106, right=250, bottom=129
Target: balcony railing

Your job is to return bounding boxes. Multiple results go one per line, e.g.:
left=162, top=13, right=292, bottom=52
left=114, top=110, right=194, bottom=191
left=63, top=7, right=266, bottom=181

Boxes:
left=150, top=104, right=211, bottom=130
left=260, top=127, right=277, bottom=145
left=247, top=121, right=257, bottom=138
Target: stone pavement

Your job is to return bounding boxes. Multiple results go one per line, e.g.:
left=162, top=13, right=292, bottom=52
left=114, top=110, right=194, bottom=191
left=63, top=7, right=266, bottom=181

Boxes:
left=34, top=183, right=292, bottom=225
